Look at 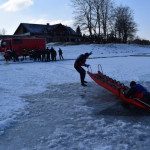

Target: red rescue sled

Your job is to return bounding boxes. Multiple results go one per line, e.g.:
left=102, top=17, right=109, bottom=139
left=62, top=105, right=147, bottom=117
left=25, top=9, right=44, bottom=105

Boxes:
left=87, top=65, right=150, bottom=111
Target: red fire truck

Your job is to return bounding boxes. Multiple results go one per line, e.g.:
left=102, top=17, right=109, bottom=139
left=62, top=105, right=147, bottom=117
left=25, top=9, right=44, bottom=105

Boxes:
left=0, top=38, right=46, bottom=56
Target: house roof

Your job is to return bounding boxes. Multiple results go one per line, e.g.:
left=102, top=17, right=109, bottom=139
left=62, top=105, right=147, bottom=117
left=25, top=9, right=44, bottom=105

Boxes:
left=14, top=23, right=77, bottom=35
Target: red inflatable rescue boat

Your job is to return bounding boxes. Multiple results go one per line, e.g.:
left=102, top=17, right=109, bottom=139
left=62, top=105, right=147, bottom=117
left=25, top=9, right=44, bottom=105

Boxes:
left=87, top=66, right=150, bottom=111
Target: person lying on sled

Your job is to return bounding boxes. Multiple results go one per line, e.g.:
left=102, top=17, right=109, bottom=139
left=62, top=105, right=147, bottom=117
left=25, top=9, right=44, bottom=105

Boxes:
left=124, top=81, right=150, bottom=104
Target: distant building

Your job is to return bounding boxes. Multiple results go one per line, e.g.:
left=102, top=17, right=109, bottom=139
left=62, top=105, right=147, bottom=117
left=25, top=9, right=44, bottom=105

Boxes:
left=13, top=23, right=80, bottom=42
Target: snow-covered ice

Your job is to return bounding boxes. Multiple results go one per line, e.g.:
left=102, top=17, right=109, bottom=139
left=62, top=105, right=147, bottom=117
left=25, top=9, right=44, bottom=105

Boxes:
left=0, top=43, right=150, bottom=150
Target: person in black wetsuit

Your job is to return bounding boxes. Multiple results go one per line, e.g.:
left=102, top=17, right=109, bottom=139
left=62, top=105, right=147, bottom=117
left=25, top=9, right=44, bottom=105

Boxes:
left=74, top=52, right=92, bottom=86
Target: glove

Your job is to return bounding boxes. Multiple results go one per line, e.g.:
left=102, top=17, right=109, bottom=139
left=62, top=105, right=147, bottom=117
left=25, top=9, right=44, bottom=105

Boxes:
left=85, top=64, right=90, bottom=67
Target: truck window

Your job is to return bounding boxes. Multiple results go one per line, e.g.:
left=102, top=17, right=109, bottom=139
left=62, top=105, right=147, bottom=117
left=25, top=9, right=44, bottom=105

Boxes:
left=1, top=41, right=7, bottom=47
left=13, top=39, right=22, bottom=44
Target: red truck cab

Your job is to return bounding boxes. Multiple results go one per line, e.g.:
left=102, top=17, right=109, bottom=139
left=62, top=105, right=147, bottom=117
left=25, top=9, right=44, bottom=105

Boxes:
left=0, top=38, right=46, bottom=56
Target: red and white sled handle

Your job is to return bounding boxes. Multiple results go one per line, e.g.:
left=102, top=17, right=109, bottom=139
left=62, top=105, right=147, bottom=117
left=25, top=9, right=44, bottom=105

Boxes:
left=87, top=65, right=92, bottom=73
left=98, top=64, right=103, bottom=74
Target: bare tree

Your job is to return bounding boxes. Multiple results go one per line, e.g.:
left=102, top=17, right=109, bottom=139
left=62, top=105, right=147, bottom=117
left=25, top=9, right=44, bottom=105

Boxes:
left=114, top=6, right=137, bottom=43
left=100, top=0, right=114, bottom=39
left=72, top=0, right=114, bottom=38
left=92, top=0, right=103, bottom=36
left=0, top=28, right=7, bottom=35
left=72, top=0, right=94, bottom=37
left=93, top=0, right=114, bottom=38
left=72, top=0, right=137, bottom=43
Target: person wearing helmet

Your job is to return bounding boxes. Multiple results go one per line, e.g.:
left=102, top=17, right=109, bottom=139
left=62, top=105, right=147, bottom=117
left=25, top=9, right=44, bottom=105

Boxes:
left=74, top=52, right=92, bottom=86
left=124, top=81, right=150, bottom=104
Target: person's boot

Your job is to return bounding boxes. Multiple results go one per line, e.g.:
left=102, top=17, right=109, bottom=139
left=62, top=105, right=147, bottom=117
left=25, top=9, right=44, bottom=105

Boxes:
left=81, top=83, right=87, bottom=86
left=84, top=81, right=88, bottom=83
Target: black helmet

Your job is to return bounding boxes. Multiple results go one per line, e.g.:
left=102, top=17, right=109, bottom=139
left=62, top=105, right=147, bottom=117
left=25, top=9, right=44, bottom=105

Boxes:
left=130, top=81, right=136, bottom=87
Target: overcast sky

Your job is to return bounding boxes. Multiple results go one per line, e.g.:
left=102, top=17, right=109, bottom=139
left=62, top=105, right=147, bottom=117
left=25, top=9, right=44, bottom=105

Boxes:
left=0, top=0, right=150, bottom=40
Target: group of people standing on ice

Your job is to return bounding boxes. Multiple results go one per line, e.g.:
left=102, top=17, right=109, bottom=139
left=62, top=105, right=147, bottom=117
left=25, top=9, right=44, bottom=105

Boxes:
left=4, top=47, right=64, bottom=62
left=28, top=47, right=64, bottom=62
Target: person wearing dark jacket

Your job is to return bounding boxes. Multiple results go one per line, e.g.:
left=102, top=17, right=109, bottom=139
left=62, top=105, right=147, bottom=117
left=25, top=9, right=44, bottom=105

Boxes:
left=51, top=47, right=57, bottom=61
left=74, top=52, right=92, bottom=86
left=58, top=48, right=64, bottom=60
left=124, top=81, right=150, bottom=104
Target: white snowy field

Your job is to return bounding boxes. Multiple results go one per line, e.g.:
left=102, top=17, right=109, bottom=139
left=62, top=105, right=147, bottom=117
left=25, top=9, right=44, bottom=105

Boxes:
left=0, top=43, right=150, bottom=150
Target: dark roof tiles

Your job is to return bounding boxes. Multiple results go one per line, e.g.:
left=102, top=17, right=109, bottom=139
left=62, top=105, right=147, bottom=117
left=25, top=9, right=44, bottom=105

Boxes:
left=17, top=23, right=77, bottom=35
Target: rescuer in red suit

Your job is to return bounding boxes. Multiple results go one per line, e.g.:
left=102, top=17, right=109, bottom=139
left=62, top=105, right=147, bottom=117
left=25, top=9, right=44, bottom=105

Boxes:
left=74, top=52, right=92, bottom=86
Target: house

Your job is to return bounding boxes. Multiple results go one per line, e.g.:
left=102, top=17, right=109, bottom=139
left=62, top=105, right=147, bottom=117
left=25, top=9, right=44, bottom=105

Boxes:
left=14, top=23, right=80, bottom=42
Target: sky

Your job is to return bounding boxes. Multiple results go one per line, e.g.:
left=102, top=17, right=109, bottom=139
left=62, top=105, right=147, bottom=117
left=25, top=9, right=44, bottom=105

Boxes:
left=0, top=0, right=150, bottom=40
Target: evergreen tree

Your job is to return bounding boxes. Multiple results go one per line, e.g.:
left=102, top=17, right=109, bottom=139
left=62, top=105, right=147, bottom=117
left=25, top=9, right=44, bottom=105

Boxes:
left=76, top=26, right=82, bottom=36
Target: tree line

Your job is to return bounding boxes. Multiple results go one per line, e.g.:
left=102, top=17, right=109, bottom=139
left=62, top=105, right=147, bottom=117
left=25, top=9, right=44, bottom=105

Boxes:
left=72, top=0, right=137, bottom=43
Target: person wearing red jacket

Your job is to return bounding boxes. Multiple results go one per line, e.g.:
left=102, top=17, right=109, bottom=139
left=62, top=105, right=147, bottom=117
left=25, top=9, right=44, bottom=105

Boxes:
left=74, top=52, right=92, bottom=86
